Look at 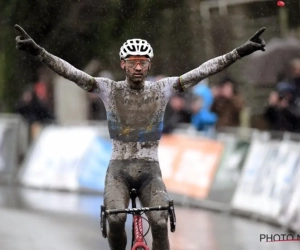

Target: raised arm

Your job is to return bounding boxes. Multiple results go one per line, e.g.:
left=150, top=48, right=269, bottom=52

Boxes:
left=15, top=24, right=96, bottom=92
left=176, top=27, right=266, bottom=91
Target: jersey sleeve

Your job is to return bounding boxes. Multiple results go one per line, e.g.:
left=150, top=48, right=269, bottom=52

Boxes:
left=179, top=49, right=241, bottom=91
left=92, top=77, right=114, bottom=104
left=37, top=49, right=97, bottom=92
left=157, top=77, right=182, bottom=102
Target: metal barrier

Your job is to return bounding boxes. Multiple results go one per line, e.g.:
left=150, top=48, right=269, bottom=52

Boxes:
left=0, top=113, right=28, bottom=184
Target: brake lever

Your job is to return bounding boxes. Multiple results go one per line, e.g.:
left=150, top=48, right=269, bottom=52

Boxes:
left=168, top=200, right=176, bottom=232
left=100, top=205, right=107, bottom=238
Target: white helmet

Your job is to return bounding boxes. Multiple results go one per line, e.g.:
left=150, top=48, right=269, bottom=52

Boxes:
left=119, top=38, right=154, bottom=60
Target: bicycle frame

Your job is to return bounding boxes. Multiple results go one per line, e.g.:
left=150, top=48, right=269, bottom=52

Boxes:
left=131, top=214, right=149, bottom=250
left=100, top=188, right=176, bottom=250
left=130, top=189, right=149, bottom=250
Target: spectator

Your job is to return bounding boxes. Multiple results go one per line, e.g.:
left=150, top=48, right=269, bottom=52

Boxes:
left=211, top=77, right=244, bottom=129
left=264, top=90, right=298, bottom=132
left=162, top=93, right=192, bottom=133
left=264, top=59, right=300, bottom=133
left=190, top=79, right=217, bottom=131
left=285, top=59, right=300, bottom=121
left=159, top=74, right=192, bottom=133
left=16, top=84, right=55, bottom=141
left=16, top=85, right=55, bottom=125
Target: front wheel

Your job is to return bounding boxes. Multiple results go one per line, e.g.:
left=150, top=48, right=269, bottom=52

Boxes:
left=132, top=243, right=149, bottom=250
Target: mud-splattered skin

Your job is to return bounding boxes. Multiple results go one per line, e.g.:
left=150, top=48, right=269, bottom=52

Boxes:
left=36, top=48, right=240, bottom=250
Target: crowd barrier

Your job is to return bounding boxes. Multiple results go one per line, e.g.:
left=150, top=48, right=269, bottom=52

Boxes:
left=0, top=113, right=28, bottom=184
left=16, top=123, right=300, bottom=234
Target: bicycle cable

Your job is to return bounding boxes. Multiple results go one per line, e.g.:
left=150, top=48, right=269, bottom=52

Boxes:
left=141, top=214, right=151, bottom=237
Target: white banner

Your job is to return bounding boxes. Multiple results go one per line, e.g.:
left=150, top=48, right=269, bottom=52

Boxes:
left=232, top=139, right=300, bottom=220
left=0, top=123, right=6, bottom=172
left=289, top=184, right=300, bottom=233
left=231, top=139, right=278, bottom=214
left=0, top=118, right=19, bottom=181
left=20, top=126, right=99, bottom=190
left=269, top=142, right=300, bottom=218
left=278, top=152, right=300, bottom=232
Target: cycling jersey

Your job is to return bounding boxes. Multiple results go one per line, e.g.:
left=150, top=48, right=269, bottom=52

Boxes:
left=37, top=48, right=240, bottom=162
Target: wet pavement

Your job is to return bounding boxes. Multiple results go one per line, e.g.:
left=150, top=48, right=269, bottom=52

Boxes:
left=0, top=184, right=300, bottom=250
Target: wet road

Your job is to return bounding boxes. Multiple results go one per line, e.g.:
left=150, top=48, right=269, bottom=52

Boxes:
left=0, top=185, right=299, bottom=250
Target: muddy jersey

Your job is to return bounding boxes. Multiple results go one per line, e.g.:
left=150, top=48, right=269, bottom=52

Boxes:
left=93, top=77, right=177, bottom=161
left=37, top=48, right=240, bottom=161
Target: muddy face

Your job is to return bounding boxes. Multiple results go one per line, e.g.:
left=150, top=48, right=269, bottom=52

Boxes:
left=120, top=56, right=151, bottom=89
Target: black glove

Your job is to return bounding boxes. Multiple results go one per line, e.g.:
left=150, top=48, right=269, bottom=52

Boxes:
left=15, top=24, right=43, bottom=56
left=236, top=27, right=266, bottom=57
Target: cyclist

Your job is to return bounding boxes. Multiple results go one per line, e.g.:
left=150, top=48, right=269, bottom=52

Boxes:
left=15, top=24, right=266, bottom=250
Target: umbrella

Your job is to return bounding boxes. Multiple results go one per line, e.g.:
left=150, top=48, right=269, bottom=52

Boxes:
left=242, top=37, right=300, bottom=85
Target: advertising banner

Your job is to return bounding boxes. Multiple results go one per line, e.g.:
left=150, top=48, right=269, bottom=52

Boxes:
left=231, top=139, right=278, bottom=213
left=78, top=136, right=112, bottom=192
left=22, top=127, right=225, bottom=197
left=268, top=141, right=300, bottom=219
left=289, top=183, right=300, bottom=233
left=207, top=133, right=250, bottom=204
left=0, top=119, right=19, bottom=183
left=0, top=123, right=6, bottom=173
left=253, top=141, right=299, bottom=218
left=159, top=134, right=224, bottom=199
left=20, top=126, right=101, bottom=190
left=232, top=139, right=300, bottom=219
left=277, top=149, right=300, bottom=231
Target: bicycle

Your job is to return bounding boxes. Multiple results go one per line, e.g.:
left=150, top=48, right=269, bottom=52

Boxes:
left=100, top=188, right=176, bottom=250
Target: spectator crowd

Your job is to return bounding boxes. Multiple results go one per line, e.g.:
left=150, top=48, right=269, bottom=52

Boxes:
left=264, top=59, right=300, bottom=133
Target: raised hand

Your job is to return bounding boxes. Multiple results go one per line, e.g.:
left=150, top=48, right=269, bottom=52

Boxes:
left=15, top=24, right=42, bottom=56
left=236, top=27, right=266, bottom=57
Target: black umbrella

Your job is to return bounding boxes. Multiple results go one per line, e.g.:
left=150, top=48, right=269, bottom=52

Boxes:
left=243, top=37, right=300, bottom=85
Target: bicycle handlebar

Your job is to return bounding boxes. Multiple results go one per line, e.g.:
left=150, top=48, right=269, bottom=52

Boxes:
left=105, top=205, right=169, bottom=215
left=100, top=200, right=176, bottom=238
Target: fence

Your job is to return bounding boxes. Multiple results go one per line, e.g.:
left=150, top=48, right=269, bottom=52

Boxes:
left=0, top=113, right=28, bottom=184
